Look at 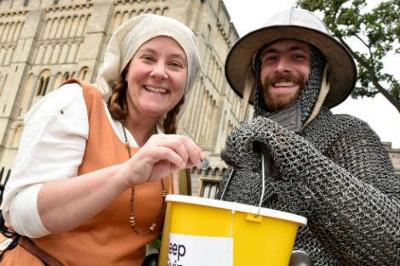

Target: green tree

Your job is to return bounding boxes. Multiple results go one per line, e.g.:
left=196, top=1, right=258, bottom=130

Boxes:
left=297, top=0, right=400, bottom=113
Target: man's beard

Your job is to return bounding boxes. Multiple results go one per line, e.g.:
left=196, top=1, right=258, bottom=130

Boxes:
left=262, top=72, right=307, bottom=112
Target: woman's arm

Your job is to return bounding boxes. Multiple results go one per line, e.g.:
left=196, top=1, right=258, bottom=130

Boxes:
left=38, top=133, right=202, bottom=234
left=2, top=83, right=88, bottom=237
left=4, top=84, right=202, bottom=237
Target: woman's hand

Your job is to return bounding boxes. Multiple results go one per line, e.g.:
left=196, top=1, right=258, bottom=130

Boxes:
left=119, top=134, right=203, bottom=187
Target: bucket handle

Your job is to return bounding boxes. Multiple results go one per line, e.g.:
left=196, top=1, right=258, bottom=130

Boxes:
left=258, top=153, right=266, bottom=215
left=220, top=152, right=268, bottom=216
left=219, top=168, right=235, bottom=201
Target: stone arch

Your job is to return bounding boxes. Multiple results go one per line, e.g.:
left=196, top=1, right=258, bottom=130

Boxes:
left=53, top=72, right=63, bottom=89
left=35, top=44, right=45, bottom=64
left=63, top=16, right=72, bottom=38
left=42, top=19, right=51, bottom=39
left=7, top=21, right=16, bottom=42
left=79, top=66, right=89, bottom=81
left=12, top=21, right=23, bottom=41
left=19, top=73, right=34, bottom=117
left=70, top=15, right=80, bottom=37
left=43, top=44, right=54, bottom=64
left=0, top=23, right=5, bottom=40
left=59, top=43, right=70, bottom=63
left=67, top=42, right=78, bottom=63
left=11, top=124, right=23, bottom=148
left=49, top=17, right=59, bottom=39
left=4, top=47, right=13, bottom=65
left=121, top=10, right=130, bottom=24
left=154, top=8, right=161, bottom=15
left=56, top=17, right=65, bottom=39
left=62, top=72, right=70, bottom=82
left=0, top=48, right=6, bottom=65
left=129, top=9, right=137, bottom=18
left=0, top=73, right=7, bottom=97
left=0, top=22, right=10, bottom=42
left=51, top=43, right=61, bottom=64
left=112, top=11, right=123, bottom=32
left=76, top=15, right=88, bottom=37
left=36, top=69, right=51, bottom=96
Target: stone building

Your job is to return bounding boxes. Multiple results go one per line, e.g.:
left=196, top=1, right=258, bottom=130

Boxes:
left=0, top=0, right=254, bottom=195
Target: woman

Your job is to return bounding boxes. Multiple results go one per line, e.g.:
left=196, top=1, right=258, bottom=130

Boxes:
left=0, top=14, right=202, bottom=265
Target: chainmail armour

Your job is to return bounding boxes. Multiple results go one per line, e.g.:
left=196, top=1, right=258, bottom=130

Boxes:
left=218, top=47, right=400, bottom=265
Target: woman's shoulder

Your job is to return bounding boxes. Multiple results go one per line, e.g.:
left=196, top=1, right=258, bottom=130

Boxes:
left=24, top=82, right=84, bottom=123
left=63, top=78, right=103, bottom=99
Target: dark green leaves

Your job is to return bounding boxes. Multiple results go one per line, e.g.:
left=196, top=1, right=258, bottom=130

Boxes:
left=297, top=0, right=400, bottom=113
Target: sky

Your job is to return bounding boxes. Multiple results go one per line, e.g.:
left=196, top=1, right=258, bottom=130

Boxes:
left=222, top=0, right=400, bottom=148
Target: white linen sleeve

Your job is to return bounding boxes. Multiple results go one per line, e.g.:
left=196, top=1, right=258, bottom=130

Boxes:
left=1, top=83, right=89, bottom=238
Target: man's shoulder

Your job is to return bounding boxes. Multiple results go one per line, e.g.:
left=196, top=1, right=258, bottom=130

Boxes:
left=328, top=113, right=377, bottom=136
left=331, top=113, right=369, bottom=127
left=310, top=111, right=372, bottom=135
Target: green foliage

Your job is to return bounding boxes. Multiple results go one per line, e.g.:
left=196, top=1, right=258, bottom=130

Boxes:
left=297, top=0, right=400, bottom=113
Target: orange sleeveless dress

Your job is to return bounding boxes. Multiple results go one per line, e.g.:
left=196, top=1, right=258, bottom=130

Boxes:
left=1, top=80, right=170, bottom=265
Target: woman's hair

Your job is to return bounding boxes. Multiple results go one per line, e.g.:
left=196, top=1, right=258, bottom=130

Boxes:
left=107, top=70, right=184, bottom=134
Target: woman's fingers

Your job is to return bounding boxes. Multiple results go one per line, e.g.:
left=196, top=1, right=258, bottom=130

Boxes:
left=147, top=135, right=190, bottom=167
left=146, top=134, right=202, bottom=169
left=181, top=136, right=203, bottom=168
left=144, top=145, right=186, bottom=170
left=122, top=134, right=203, bottom=186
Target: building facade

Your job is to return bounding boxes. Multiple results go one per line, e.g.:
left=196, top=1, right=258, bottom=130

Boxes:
left=0, top=0, right=254, bottom=194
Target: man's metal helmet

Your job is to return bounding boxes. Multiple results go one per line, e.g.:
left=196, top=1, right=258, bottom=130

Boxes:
left=225, top=7, right=357, bottom=108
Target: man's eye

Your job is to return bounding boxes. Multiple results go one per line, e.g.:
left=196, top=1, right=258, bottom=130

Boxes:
left=262, top=55, right=277, bottom=63
left=294, top=54, right=308, bottom=61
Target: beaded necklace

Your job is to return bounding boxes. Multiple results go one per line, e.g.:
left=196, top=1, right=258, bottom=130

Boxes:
left=121, top=121, right=167, bottom=234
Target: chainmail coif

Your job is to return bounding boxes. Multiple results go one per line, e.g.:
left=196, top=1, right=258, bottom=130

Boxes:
left=218, top=46, right=400, bottom=265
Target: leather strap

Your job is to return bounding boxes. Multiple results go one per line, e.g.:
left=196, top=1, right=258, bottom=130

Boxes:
left=18, top=237, right=64, bottom=266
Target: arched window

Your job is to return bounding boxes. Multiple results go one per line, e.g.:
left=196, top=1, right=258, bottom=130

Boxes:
left=12, top=124, right=23, bottom=148
left=19, top=73, right=34, bottom=117
left=36, top=69, right=50, bottom=96
left=62, top=72, right=70, bottom=82
left=79, top=66, right=89, bottom=81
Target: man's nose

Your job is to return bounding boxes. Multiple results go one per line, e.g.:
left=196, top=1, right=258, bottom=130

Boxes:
left=275, top=57, right=291, bottom=73
left=150, top=62, right=168, bottom=80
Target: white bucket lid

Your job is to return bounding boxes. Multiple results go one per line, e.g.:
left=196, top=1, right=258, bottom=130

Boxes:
left=166, top=195, right=307, bottom=225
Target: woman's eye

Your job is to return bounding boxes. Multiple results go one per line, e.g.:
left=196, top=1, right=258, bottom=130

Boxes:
left=141, top=55, right=155, bottom=63
left=169, top=61, right=184, bottom=69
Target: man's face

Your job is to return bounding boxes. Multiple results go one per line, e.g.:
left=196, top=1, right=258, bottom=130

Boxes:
left=260, top=39, right=311, bottom=111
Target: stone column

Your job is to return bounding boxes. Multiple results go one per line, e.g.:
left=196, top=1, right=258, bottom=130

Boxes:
left=76, top=1, right=114, bottom=83
left=0, top=8, right=44, bottom=165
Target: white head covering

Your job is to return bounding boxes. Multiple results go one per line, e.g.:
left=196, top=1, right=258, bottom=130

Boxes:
left=96, top=14, right=201, bottom=99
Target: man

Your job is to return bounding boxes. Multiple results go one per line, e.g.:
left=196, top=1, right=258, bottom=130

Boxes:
left=218, top=8, right=400, bottom=265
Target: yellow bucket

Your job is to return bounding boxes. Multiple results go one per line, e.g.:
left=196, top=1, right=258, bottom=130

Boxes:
left=158, top=195, right=307, bottom=266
